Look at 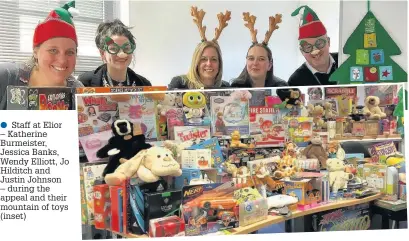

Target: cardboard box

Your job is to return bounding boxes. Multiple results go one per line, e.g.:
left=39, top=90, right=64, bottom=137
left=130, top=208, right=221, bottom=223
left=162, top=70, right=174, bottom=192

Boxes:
left=239, top=198, right=268, bottom=227
left=283, top=178, right=322, bottom=205
left=363, top=163, right=387, bottom=193
left=93, top=184, right=110, bottom=229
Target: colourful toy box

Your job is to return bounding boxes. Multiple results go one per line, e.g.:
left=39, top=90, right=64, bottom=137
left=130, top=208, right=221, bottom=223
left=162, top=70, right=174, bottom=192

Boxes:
left=181, top=182, right=239, bottom=236
left=149, top=216, right=185, bottom=237
left=93, top=184, right=111, bottom=229
left=363, top=163, right=387, bottom=193
left=283, top=178, right=322, bottom=206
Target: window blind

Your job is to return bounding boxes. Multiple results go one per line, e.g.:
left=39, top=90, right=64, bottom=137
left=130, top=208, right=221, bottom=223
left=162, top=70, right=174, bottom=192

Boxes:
left=0, top=0, right=118, bottom=76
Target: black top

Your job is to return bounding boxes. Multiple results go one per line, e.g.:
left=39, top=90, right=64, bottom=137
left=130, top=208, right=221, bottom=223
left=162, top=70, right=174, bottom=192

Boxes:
left=287, top=53, right=339, bottom=87
left=78, top=64, right=152, bottom=87
left=168, top=75, right=230, bottom=90
left=230, top=75, right=288, bottom=88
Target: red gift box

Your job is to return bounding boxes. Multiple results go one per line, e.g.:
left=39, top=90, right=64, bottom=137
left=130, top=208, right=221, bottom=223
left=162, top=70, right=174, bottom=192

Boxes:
left=93, top=184, right=110, bottom=229
left=364, top=66, right=379, bottom=82
left=149, top=216, right=185, bottom=237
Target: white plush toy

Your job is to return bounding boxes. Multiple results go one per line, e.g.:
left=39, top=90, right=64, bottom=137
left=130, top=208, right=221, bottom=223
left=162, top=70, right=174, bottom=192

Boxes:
left=326, top=158, right=354, bottom=193
left=157, top=93, right=176, bottom=116
left=163, top=140, right=194, bottom=163
left=362, top=96, right=386, bottom=120
left=104, top=146, right=182, bottom=186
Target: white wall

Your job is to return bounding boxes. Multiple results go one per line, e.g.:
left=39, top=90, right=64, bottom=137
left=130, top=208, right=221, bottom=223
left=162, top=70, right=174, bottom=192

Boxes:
left=338, top=0, right=407, bottom=70
left=128, top=0, right=340, bottom=86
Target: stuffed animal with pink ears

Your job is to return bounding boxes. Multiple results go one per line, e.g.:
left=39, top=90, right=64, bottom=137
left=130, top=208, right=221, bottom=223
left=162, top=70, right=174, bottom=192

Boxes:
left=230, top=90, right=252, bottom=101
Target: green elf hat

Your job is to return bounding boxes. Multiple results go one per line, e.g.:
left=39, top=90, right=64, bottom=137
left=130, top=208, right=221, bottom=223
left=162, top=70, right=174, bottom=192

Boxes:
left=33, top=1, right=79, bottom=48
left=291, top=5, right=326, bottom=39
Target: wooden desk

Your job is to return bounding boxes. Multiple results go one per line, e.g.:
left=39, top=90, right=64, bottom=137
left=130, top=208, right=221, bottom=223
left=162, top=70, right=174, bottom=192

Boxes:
left=228, top=193, right=382, bottom=235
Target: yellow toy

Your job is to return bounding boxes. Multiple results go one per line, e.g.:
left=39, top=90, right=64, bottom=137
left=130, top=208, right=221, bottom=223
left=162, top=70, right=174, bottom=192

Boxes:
left=230, top=130, right=248, bottom=148
left=182, top=92, right=207, bottom=123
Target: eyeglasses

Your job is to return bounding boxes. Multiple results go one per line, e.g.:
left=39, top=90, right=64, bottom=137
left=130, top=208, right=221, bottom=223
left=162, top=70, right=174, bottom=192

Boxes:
left=299, top=38, right=327, bottom=53
left=104, top=36, right=135, bottom=55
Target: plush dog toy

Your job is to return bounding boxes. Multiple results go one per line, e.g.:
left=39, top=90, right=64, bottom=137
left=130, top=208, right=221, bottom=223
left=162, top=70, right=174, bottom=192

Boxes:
left=363, top=96, right=386, bottom=120
left=97, top=119, right=151, bottom=177
left=105, top=146, right=182, bottom=186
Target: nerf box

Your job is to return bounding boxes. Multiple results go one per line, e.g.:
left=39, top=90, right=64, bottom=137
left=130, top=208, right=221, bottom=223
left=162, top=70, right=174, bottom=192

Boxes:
left=149, top=216, right=185, bottom=237
left=181, top=182, right=239, bottom=236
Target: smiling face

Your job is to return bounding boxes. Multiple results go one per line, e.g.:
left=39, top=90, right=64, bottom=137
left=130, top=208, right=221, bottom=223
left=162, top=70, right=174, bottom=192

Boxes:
left=100, top=35, right=133, bottom=71
left=198, top=46, right=219, bottom=84
left=33, top=37, right=77, bottom=85
left=246, top=45, right=272, bottom=82
left=300, top=35, right=330, bottom=71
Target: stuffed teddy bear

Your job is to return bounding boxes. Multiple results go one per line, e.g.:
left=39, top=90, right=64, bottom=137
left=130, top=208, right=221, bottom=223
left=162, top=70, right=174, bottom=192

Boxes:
left=363, top=96, right=386, bottom=120
left=285, top=89, right=303, bottom=109
left=301, top=133, right=328, bottom=168
left=326, top=158, right=354, bottom=193
left=323, top=102, right=337, bottom=119
left=157, top=93, right=176, bottom=116
left=97, top=119, right=151, bottom=177
left=230, top=130, right=248, bottom=148
left=327, top=140, right=346, bottom=160
left=307, top=104, right=325, bottom=130
left=104, top=146, right=182, bottom=186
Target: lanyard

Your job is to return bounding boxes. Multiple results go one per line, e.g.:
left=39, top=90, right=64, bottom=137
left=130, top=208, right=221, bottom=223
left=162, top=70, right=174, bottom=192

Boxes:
left=102, top=72, right=135, bottom=87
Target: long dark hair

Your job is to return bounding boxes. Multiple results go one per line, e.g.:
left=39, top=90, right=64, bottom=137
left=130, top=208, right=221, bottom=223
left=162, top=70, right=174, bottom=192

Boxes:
left=235, top=43, right=274, bottom=87
left=95, top=19, right=136, bottom=50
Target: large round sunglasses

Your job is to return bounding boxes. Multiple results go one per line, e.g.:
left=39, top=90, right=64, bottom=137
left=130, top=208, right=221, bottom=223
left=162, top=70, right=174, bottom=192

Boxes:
left=299, top=38, right=327, bottom=54
left=104, top=36, right=136, bottom=55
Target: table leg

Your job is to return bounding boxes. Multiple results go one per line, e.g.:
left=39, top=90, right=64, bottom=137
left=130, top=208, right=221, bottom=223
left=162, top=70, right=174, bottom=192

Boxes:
left=382, top=215, right=389, bottom=229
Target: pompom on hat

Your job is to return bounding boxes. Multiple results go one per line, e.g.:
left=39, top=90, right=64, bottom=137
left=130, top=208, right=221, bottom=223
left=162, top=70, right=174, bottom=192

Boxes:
left=292, top=5, right=326, bottom=39
left=32, top=1, right=79, bottom=48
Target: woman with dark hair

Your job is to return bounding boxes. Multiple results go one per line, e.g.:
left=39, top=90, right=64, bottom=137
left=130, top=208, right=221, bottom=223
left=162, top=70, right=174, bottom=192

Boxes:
left=78, top=19, right=151, bottom=87
left=231, top=12, right=288, bottom=88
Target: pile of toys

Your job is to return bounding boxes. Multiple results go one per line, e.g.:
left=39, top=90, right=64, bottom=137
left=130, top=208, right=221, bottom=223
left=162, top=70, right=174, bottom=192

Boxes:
left=78, top=85, right=405, bottom=237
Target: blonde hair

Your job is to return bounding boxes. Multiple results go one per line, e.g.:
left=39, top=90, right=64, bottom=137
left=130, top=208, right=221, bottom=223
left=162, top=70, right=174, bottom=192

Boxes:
left=184, top=41, right=223, bottom=89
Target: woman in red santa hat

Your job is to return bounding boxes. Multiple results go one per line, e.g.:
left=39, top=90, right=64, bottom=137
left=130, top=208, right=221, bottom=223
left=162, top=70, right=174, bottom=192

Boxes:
left=0, top=1, right=83, bottom=110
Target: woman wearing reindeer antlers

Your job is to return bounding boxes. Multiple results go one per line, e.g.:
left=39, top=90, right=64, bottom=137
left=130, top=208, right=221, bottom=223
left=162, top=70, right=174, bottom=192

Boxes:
left=231, top=12, right=288, bottom=88
left=78, top=19, right=152, bottom=87
left=168, top=6, right=231, bottom=89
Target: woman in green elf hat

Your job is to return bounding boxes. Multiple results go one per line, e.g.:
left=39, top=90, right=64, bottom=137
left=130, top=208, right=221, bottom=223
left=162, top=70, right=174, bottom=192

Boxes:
left=78, top=19, right=152, bottom=87
left=0, top=1, right=83, bottom=110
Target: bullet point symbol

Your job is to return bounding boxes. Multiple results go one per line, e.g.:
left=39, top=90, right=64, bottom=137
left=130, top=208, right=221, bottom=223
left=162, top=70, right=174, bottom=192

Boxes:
left=1, top=122, right=7, bottom=128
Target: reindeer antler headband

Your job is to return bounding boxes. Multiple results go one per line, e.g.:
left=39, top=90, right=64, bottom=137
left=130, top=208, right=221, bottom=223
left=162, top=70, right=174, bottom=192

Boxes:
left=243, top=12, right=282, bottom=45
left=191, top=6, right=231, bottom=43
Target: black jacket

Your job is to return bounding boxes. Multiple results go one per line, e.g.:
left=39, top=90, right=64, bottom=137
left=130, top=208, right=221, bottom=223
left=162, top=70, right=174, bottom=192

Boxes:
left=288, top=53, right=339, bottom=87
left=78, top=64, right=152, bottom=87
left=168, top=75, right=230, bottom=90
left=230, top=75, right=288, bottom=88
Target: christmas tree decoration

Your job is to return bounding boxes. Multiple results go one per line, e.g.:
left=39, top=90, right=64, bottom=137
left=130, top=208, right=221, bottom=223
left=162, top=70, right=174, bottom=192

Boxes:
left=33, top=1, right=79, bottom=47
left=329, top=1, right=407, bottom=84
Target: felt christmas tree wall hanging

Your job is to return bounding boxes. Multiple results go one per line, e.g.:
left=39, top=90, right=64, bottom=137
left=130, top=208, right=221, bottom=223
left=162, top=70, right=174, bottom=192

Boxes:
left=329, top=0, right=407, bottom=84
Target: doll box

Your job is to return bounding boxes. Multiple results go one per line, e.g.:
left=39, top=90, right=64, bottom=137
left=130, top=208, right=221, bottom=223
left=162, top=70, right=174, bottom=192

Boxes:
left=283, top=178, right=322, bottom=206
left=93, top=184, right=111, bottom=229
left=149, top=216, right=185, bottom=237
left=239, top=198, right=268, bottom=227
left=363, top=163, right=387, bottom=193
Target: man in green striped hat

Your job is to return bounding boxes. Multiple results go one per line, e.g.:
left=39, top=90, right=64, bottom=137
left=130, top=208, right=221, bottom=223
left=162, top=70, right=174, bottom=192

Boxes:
left=287, top=5, right=338, bottom=86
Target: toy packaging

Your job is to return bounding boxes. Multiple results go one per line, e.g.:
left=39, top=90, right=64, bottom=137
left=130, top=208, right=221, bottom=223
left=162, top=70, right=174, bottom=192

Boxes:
left=110, top=186, right=123, bottom=233
left=182, top=92, right=212, bottom=126
left=173, top=126, right=211, bottom=143
left=368, top=141, right=397, bottom=163
left=118, top=94, right=158, bottom=141
left=181, top=149, right=212, bottom=169
left=181, top=182, right=239, bottom=236
left=363, top=163, right=387, bottom=193
left=210, top=96, right=250, bottom=137
left=364, top=85, right=397, bottom=106
left=283, top=117, right=313, bottom=147
left=189, top=137, right=225, bottom=172
left=238, top=198, right=268, bottom=227
left=93, top=184, right=111, bottom=229
left=78, top=130, right=113, bottom=162
left=7, top=86, right=74, bottom=110
left=249, top=106, right=285, bottom=147
left=283, top=178, right=322, bottom=206
left=149, top=216, right=185, bottom=237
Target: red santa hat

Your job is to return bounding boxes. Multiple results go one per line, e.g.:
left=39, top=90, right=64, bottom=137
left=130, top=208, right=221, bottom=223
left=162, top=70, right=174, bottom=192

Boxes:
left=291, top=5, right=327, bottom=39
left=32, top=1, right=79, bottom=48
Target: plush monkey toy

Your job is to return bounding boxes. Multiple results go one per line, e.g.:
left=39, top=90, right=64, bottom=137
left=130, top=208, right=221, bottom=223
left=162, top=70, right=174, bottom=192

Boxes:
left=276, top=88, right=303, bottom=109
left=97, top=119, right=151, bottom=177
